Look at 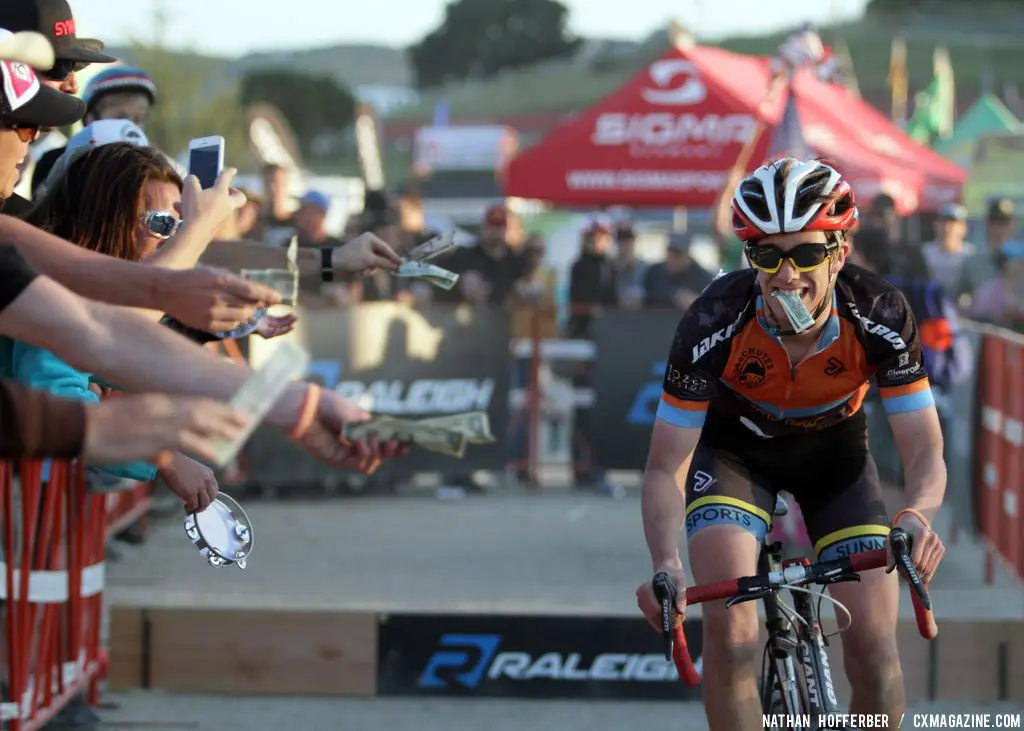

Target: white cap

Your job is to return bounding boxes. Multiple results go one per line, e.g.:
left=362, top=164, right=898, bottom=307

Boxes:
left=37, top=119, right=150, bottom=197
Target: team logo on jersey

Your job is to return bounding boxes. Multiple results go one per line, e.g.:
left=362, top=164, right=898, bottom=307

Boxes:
left=733, top=348, right=774, bottom=388
left=692, top=470, right=716, bottom=493
left=824, top=357, right=847, bottom=377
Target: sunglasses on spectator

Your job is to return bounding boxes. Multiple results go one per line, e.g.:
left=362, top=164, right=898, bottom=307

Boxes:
left=141, top=210, right=182, bottom=239
left=0, top=123, right=40, bottom=143
left=41, top=60, right=78, bottom=83
left=745, top=242, right=838, bottom=274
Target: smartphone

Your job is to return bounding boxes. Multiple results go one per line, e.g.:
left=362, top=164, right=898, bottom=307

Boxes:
left=187, top=135, right=225, bottom=189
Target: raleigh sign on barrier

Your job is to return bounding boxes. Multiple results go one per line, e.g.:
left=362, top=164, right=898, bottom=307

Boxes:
left=242, top=303, right=511, bottom=484
left=591, top=310, right=682, bottom=470
left=377, top=613, right=703, bottom=701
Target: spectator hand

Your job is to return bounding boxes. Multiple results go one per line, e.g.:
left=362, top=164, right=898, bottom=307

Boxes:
left=155, top=266, right=280, bottom=331
left=290, top=387, right=409, bottom=473
left=179, top=168, right=247, bottom=237
left=82, top=394, right=250, bottom=465
left=255, top=313, right=298, bottom=339
left=158, top=452, right=220, bottom=513
left=333, top=232, right=403, bottom=274
left=460, top=271, right=491, bottom=304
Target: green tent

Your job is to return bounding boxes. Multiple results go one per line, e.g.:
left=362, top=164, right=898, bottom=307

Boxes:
left=935, top=93, right=1021, bottom=168
left=962, top=132, right=1024, bottom=217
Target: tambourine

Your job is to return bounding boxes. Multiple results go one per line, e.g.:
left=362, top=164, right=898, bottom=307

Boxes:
left=183, top=493, right=253, bottom=569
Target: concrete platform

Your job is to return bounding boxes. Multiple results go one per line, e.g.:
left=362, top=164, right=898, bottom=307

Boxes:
left=102, top=491, right=1024, bottom=702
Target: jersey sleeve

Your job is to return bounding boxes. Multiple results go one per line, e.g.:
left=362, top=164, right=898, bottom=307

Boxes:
left=655, top=309, right=717, bottom=430
left=869, top=288, right=935, bottom=415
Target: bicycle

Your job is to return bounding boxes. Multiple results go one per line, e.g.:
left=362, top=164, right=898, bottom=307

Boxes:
left=652, top=496, right=938, bottom=724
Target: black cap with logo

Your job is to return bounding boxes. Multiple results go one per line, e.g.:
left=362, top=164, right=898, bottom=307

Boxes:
left=0, top=60, right=85, bottom=127
left=0, top=0, right=115, bottom=68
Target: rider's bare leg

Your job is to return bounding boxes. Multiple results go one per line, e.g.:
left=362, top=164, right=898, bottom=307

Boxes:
left=828, top=568, right=903, bottom=725
left=688, top=525, right=762, bottom=731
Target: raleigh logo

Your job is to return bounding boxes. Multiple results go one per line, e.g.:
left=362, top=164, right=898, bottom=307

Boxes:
left=418, top=634, right=691, bottom=689
left=641, top=59, right=707, bottom=105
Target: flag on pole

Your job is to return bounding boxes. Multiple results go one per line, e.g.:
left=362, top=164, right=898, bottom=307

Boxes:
left=888, top=37, right=908, bottom=125
left=906, top=45, right=956, bottom=145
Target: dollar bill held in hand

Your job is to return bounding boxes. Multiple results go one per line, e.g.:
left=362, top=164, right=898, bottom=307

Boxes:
left=208, top=341, right=311, bottom=467
left=340, top=416, right=467, bottom=458
left=407, top=230, right=457, bottom=263
left=395, top=259, right=459, bottom=290
left=241, top=268, right=299, bottom=307
left=417, top=411, right=495, bottom=444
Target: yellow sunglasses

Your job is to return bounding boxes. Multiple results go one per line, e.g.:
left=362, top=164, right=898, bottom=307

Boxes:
left=745, top=242, right=838, bottom=274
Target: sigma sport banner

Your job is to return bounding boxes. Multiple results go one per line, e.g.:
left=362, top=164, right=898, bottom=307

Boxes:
left=242, top=303, right=511, bottom=483
left=590, top=310, right=682, bottom=470
left=377, top=613, right=703, bottom=701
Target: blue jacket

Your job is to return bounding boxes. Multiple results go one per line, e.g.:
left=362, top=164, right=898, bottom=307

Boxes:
left=885, top=274, right=972, bottom=392
left=0, top=338, right=158, bottom=482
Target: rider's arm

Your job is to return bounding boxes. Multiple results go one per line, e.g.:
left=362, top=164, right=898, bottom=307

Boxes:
left=870, top=288, right=946, bottom=522
left=641, top=313, right=719, bottom=572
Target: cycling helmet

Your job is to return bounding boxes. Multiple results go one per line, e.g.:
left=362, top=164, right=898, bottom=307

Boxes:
left=732, top=158, right=857, bottom=242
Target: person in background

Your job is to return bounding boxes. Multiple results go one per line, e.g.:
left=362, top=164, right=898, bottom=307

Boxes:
left=443, top=203, right=525, bottom=307
left=957, top=197, right=1022, bottom=305
left=643, top=232, right=714, bottom=310
left=233, top=188, right=263, bottom=240
left=294, top=191, right=341, bottom=249
left=566, top=217, right=617, bottom=338
left=612, top=222, right=648, bottom=310
left=865, top=193, right=930, bottom=279
left=31, top=66, right=156, bottom=199
left=252, top=163, right=298, bottom=246
left=566, top=218, right=622, bottom=497
left=966, top=251, right=1024, bottom=330
left=921, top=202, right=976, bottom=295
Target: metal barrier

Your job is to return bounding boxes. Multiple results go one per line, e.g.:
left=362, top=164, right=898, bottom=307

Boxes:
left=0, top=460, right=107, bottom=731
left=976, top=324, right=1024, bottom=583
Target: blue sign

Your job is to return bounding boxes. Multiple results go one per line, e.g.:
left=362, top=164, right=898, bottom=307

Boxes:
left=626, top=362, right=666, bottom=426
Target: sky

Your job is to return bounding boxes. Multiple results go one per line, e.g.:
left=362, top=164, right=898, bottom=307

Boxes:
left=72, top=0, right=871, bottom=58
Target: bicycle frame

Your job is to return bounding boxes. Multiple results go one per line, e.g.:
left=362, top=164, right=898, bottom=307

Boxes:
left=759, top=538, right=842, bottom=718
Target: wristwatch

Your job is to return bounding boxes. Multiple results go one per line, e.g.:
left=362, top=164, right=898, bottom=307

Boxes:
left=321, top=246, right=333, bottom=282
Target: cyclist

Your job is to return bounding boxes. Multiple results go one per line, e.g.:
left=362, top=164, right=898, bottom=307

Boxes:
left=635, top=158, right=947, bottom=730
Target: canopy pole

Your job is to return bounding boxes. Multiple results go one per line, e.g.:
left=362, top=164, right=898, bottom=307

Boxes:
left=673, top=207, right=688, bottom=232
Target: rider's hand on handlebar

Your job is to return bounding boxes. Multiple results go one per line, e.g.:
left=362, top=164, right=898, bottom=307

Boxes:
left=887, top=510, right=945, bottom=584
left=637, top=565, right=686, bottom=632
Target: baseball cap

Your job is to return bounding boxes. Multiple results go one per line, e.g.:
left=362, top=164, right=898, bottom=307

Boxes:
left=0, top=27, right=55, bottom=70
left=0, top=58, right=84, bottom=127
left=299, top=190, right=330, bottom=212
left=0, top=0, right=114, bottom=69
left=986, top=197, right=1015, bottom=223
left=667, top=232, right=693, bottom=252
left=83, top=66, right=157, bottom=110
left=38, top=119, right=148, bottom=194
left=582, top=215, right=613, bottom=235
left=937, top=202, right=968, bottom=221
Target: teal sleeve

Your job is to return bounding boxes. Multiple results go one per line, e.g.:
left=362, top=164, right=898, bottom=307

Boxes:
left=10, top=342, right=158, bottom=482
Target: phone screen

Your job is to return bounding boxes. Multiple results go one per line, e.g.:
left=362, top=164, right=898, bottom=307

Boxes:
left=189, top=145, right=222, bottom=189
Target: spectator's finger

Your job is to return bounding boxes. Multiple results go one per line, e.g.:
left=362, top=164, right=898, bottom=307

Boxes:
left=217, top=274, right=281, bottom=305
left=371, top=241, right=403, bottom=268
left=216, top=167, right=239, bottom=191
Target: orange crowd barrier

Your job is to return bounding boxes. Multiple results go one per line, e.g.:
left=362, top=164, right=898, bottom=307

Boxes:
left=977, top=330, right=1024, bottom=583
left=0, top=460, right=107, bottom=731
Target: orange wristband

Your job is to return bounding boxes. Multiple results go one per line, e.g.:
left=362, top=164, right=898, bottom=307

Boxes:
left=289, top=384, right=320, bottom=440
left=892, top=508, right=931, bottom=530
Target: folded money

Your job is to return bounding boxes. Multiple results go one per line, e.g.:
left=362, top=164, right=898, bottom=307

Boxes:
left=208, top=341, right=311, bottom=467
left=241, top=268, right=299, bottom=307
left=395, top=259, right=459, bottom=290
left=407, top=230, right=457, bottom=263
left=416, top=411, right=495, bottom=444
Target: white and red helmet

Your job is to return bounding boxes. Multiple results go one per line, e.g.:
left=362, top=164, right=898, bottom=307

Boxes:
left=732, top=158, right=858, bottom=243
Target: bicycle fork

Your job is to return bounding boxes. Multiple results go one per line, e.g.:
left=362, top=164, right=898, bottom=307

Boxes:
left=792, top=591, right=842, bottom=716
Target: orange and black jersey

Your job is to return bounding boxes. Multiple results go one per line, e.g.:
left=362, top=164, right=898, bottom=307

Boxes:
left=657, top=265, right=934, bottom=440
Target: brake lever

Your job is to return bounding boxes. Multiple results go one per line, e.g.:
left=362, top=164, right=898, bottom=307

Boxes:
left=890, top=527, right=932, bottom=610
left=651, top=572, right=677, bottom=661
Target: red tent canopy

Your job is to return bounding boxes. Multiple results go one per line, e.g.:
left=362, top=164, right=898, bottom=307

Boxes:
left=502, top=42, right=966, bottom=213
